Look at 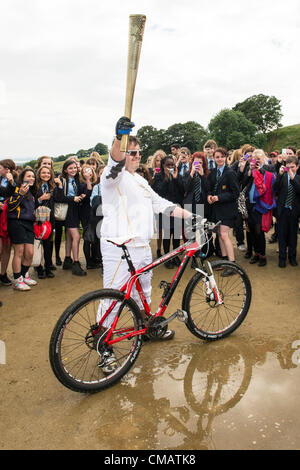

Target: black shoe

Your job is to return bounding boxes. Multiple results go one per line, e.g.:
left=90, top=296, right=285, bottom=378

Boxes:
left=45, top=269, right=55, bottom=278
left=289, top=259, right=298, bottom=266
left=269, top=236, right=277, bottom=244
left=258, top=257, right=267, bottom=267
left=36, top=265, right=46, bottom=279
left=156, top=249, right=162, bottom=258
left=62, top=257, right=73, bottom=270
left=56, top=257, right=62, bottom=266
left=165, top=260, right=174, bottom=269
left=72, top=261, right=87, bottom=276
left=244, top=252, right=252, bottom=259
left=86, top=262, right=101, bottom=269
left=221, top=267, right=236, bottom=277
left=278, top=259, right=286, bottom=268
left=250, top=255, right=260, bottom=264
left=0, top=273, right=12, bottom=286
left=47, top=264, right=57, bottom=271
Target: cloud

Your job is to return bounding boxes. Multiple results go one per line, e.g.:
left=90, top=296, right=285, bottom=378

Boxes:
left=0, top=0, right=299, bottom=161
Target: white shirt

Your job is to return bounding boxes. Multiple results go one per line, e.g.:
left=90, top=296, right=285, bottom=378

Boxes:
left=101, top=155, right=176, bottom=247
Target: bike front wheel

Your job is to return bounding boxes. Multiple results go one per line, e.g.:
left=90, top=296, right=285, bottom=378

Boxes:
left=49, top=289, right=143, bottom=393
left=182, top=261, right=251, bottom=341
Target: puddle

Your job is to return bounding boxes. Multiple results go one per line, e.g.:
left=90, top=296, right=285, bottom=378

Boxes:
left=79, top=334, right=300, bottom=450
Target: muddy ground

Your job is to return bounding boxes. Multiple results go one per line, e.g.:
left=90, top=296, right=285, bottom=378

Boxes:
left=0, top=237, right=300, bottom=450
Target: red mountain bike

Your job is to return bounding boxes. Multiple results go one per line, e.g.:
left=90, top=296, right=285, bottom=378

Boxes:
left=49, top=218, right=252, bottom=393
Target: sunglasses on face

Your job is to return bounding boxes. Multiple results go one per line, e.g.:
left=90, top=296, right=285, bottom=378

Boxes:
left=126, top=150, right=141, bottom=157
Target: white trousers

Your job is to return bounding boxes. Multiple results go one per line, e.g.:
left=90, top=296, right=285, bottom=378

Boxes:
left=98, top=239, right=153, bottom=326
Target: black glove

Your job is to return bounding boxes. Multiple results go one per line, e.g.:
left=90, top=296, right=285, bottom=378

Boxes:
left=115, top=116, right=135, bottom=140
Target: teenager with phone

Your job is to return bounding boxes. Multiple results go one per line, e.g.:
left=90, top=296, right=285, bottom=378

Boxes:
left=0, top=159, right=17, bottom=286
left=7, top=168, right=38, bottom=291
left=273, top=155, right=300, bottom=267
left=241, top=149, right=276, bottom=267
left=35, top=165, right=56, bottom=279
left=207, top=148, right=240, bottom=276
left=53, top=160, right=92, bottom=276
left=79, top=164, right=100, bottom=270
left=152, top=156, right=183, bottom=268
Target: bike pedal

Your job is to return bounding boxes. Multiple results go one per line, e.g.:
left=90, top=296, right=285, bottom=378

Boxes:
left=176, top=309, right=188, bottom=323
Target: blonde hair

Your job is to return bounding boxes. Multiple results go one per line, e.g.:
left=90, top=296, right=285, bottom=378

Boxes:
left=230, top=149, right=243, bottom=164
left=79, top=164, right=97, bottom=184
left=252, top=149, right=268, bottom=165
left=152, top=150, right=166, bottom=169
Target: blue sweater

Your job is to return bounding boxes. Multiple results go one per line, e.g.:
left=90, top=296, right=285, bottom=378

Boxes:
left=7, top=187, right=35, bottom=221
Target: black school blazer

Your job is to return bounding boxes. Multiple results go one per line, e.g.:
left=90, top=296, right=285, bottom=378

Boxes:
left=273, top=172, right=300, bottom=218
left=207, top=165, right=240, bottom=220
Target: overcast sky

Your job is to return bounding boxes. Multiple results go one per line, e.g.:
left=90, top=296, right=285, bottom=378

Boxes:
left=0, top=0, right=299, bottom=162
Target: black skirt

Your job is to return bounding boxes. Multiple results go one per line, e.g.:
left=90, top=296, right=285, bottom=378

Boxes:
left=65, top=202, right=80, bottom=228
left=7, top=219, right=35, bottom=245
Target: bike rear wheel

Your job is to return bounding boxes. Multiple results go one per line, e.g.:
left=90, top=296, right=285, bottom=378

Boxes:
left=49, top=289, right=143, bottom=393
left=182, top=261, right=251, bottom=341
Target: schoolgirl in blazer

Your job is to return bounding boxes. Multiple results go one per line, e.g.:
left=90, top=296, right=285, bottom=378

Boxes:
left=53, top=159, right=92, bottom=276
left=207, top=161, right=240, bottom=225
left=207, top=148, right=240, bottom=270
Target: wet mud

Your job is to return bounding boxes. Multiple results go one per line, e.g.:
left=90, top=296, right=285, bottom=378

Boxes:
left=0, top=239, right=300, bottom=450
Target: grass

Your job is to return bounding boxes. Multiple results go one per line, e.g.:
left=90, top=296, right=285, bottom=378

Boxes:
left=266, top=124, right=300, bottom=152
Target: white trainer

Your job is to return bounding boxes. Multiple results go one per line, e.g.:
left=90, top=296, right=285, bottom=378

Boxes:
left=13, top=276, right=31, bottom=291
left=238, top=244, right=246, bottom=251
left=23, top=272, right=37, bottom=286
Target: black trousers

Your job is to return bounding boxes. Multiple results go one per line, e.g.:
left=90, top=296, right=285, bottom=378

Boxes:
left=42, top=235, right=54, bottom=268
left=247, top=208, right=266, bottom=257
left=278, top=208, right=299, bottom=261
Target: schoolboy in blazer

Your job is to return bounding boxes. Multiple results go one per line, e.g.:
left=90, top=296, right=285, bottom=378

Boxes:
left=273, top=155, right=300, bottom=267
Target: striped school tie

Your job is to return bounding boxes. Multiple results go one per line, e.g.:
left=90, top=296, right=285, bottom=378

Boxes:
left=285, top=181, right=294, bottom=208
left=214, top=169, right=221, bottom=193
left=194, top=174, right=202, bottom=203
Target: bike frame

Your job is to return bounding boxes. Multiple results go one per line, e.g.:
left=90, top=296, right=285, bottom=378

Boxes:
left=96, top=237, right=208, bottom=347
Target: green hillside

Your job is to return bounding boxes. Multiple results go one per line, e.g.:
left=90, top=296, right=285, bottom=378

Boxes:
left=52, top=154, right=108, bottom=173
left=266, top=124, right=300, bottom=153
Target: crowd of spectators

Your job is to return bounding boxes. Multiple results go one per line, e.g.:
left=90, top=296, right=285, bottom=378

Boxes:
left=0, top=140, right=299, bottom=292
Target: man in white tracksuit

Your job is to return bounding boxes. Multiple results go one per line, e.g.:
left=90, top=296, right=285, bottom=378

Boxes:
left=99, top=118, right=191, bottom=364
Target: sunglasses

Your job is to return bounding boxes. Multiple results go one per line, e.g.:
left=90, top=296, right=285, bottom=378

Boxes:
left=126, top=150, right=141, bottom=157
left=181, top=151, right=187, bottom=156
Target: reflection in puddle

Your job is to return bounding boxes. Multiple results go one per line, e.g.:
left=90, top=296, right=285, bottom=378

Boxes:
left=72, top=334, right=300, bottom=450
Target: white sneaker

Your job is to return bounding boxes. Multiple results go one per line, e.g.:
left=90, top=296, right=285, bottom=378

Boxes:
left=238, top=244, right=246, bottom=251
left=98, top=350, right=118, bottom=375
left=23, top=272, right=37, bottom=286
left=13, top=276, right=31, bottom=291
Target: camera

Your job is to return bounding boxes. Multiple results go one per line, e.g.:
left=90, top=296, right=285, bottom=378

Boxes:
left=243, top=153, right=250, bottom=161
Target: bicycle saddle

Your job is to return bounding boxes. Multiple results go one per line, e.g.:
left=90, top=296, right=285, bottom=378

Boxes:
left=106, top=237, right=133, bottom=247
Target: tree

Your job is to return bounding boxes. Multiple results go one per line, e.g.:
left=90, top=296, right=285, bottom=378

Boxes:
left=233, top=94, right=283, bottom=134
left=93, top=142, right=109, bottom=155
left=163, top=121, right=208, bottom=154
left=137, top=125, right=163, bottom=161
left=137, top=121, right=209, bottom=160
left=208, top=109, right=258, bottom=149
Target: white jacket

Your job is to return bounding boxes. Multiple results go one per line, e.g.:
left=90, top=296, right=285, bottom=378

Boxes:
left=100, top=155, right=176, bottom=247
